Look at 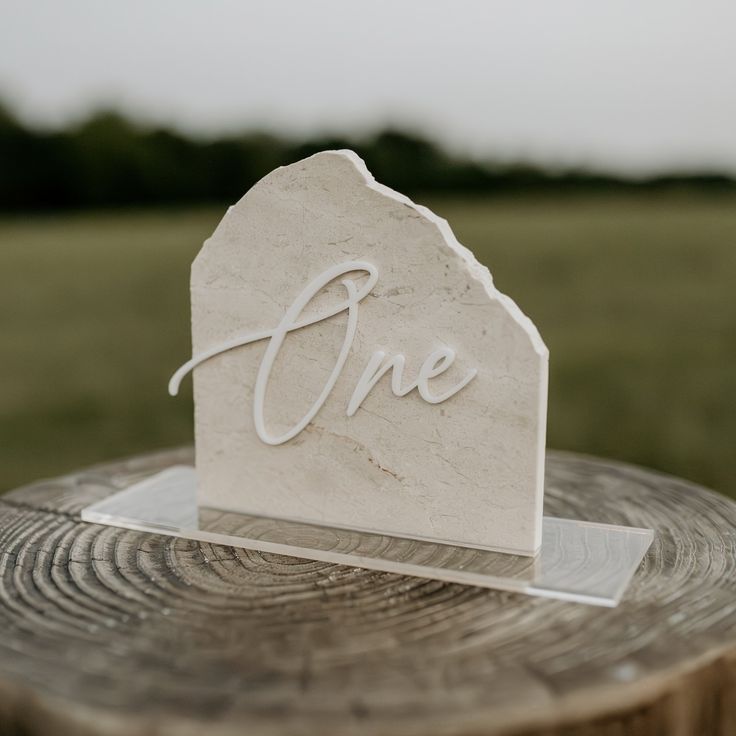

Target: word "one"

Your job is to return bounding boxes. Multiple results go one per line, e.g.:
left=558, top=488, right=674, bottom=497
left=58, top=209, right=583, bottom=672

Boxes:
left=169, top=261, right=477, bottom=445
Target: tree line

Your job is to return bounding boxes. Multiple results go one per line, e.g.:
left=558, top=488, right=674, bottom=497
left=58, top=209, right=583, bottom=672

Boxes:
left=2, top=102, right=734, bottom=211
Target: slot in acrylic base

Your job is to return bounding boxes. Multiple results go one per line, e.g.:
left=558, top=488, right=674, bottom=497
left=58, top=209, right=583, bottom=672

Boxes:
left=81, top=466, right=653, bottom=607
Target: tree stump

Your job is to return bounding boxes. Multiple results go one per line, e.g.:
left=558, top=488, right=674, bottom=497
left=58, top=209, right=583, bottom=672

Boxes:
left=0, top=447, right=734, bottom=736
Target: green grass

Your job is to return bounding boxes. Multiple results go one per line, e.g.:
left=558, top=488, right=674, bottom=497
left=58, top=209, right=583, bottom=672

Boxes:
left=1, top=193, right=735, bottom=497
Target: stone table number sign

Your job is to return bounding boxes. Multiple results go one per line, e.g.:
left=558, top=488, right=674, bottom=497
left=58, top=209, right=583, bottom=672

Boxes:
left=83, top=151, right=653, bottom=606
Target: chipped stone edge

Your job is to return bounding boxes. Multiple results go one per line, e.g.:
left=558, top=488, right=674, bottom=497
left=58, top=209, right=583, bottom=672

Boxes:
left=195, top=148, right=548, bottom=362
left=320, top=149, right=548, bottom=554
left=328, top=148, right=549, bottom=360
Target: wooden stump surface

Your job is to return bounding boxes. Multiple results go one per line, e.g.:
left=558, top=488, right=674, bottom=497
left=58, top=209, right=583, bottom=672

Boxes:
left=0, top=447, right=734, bottom=736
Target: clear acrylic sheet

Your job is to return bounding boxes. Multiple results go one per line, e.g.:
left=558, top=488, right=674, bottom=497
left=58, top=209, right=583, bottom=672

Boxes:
left=81, top=466, right=653, bottom=607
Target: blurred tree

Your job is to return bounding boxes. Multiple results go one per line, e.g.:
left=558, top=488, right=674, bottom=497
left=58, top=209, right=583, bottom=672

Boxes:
left=0, top=101, right=733, bottom=211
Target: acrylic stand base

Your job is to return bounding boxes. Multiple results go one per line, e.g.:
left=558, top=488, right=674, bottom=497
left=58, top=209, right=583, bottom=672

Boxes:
left=81, top=466, right=653, bottom=607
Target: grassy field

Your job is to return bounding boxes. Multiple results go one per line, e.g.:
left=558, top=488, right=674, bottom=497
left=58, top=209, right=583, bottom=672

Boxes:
left=1, top=193, right=735, bottom=498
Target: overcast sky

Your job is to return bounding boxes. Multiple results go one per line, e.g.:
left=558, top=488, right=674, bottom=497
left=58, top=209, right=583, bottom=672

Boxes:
left=2, top=1, right=735, bottom=174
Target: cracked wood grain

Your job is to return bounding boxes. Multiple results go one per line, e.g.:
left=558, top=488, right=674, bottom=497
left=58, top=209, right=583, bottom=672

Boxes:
left=0, top=447, right=733, bottom=736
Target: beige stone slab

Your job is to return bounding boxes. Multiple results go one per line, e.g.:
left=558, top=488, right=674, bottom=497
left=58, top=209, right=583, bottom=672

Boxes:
left=174, top=150, right=548, bottom=555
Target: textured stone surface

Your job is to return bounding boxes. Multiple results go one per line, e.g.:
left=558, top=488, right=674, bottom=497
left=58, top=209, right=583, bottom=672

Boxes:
left=188, top=151, right=548, bottom=555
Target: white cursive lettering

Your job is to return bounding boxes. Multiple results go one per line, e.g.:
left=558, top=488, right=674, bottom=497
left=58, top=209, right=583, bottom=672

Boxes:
left=170, top=260, right=477, bottom=445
